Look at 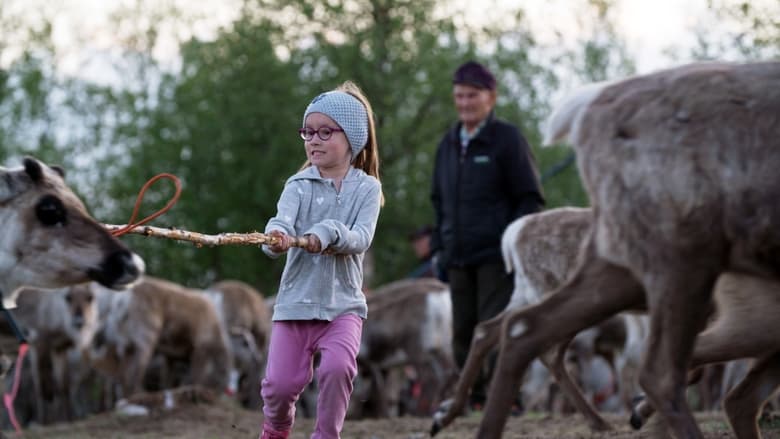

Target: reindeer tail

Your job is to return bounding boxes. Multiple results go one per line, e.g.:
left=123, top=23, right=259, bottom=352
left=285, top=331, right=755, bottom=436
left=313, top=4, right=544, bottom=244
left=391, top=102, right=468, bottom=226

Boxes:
left=542, top=81, right=612, bottom=147
left=501, top=217, right=526, bottom=275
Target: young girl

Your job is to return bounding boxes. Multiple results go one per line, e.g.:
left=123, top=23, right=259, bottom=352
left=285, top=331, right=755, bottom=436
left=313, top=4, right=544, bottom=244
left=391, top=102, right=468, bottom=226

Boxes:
left=259, top=81, right=383, bottom=439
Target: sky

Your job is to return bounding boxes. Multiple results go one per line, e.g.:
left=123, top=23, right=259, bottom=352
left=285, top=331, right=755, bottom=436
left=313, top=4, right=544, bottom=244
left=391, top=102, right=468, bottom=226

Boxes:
left=2, top=0, right=733, bottom=80
left=455, top=0, right=716, bottom=72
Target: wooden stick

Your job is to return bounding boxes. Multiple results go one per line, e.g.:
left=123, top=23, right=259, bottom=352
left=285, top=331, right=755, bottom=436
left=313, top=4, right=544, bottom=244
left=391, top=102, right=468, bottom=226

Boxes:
left=103, top=224, right=309, bottom=248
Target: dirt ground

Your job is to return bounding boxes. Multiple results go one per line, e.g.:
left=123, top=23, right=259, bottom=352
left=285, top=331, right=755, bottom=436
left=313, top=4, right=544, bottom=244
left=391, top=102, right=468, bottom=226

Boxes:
left=10, top=395, right=780, bottom=439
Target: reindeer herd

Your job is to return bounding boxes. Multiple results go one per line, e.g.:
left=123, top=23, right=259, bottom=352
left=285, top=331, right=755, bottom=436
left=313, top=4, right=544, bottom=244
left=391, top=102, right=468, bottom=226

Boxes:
left=1, top=60, right=779, bottom=439
left=432, top=60, right=780, bottom=439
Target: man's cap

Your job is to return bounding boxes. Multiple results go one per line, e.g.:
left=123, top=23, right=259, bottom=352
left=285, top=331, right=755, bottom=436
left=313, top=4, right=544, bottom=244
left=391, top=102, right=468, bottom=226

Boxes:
left=453, top=61, right=496, bottom=90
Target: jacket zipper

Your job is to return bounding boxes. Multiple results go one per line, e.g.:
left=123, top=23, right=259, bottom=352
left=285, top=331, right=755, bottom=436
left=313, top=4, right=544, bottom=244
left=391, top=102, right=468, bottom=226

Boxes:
left=454, top=139, right=465, bottom=264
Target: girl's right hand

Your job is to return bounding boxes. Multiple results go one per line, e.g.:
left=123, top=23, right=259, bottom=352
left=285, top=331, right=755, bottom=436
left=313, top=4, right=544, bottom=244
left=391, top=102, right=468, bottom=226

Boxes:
left=268, top=230, right=292, bottom=253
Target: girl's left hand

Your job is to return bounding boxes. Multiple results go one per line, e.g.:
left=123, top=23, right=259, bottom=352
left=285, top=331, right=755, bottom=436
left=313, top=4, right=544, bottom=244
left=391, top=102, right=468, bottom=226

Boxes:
left=268, top=230, right=292, bottom=253
left=303, top=234, right=322, bottom=253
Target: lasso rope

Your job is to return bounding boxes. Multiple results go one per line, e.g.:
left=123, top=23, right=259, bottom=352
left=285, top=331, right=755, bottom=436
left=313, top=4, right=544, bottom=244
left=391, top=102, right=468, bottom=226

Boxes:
left=106, top=173, right=309, bottom=247
left=109, top=173, right=182, bottom=238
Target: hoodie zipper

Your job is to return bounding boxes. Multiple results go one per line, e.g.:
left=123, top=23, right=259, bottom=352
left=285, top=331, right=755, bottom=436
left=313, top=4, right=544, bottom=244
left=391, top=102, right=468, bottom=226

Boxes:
left=328, top=179, right=342, bottom=205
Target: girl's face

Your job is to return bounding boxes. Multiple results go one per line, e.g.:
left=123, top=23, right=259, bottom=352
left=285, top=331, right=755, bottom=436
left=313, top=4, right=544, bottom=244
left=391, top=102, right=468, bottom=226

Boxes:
left=303, top=112, right=351, bottom=174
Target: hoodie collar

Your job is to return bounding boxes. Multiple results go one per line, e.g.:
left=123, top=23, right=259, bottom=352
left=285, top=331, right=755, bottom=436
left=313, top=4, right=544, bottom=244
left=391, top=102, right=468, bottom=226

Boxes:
left=288, top=165, right=363, bottom=183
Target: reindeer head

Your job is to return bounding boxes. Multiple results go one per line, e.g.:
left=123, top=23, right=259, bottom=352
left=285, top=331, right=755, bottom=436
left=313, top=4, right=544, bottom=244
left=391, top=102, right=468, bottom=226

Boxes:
left=64, top=284, right=97, bottom=331
left=0, top=157, right=144, bottom=295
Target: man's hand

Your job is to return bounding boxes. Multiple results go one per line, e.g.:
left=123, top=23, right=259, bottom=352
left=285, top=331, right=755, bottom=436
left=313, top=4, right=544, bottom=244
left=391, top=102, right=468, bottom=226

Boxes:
left=268, top=230, right=292, bottom=253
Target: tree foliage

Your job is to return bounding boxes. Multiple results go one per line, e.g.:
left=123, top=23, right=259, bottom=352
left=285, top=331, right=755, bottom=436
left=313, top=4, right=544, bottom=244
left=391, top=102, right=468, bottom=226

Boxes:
left=0, top=0, right=677, bottom=295
left=88, top=0, right=569, bottom=292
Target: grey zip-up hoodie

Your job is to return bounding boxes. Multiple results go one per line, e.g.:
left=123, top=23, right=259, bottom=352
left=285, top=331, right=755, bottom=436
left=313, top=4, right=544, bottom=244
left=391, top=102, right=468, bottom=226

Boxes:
left=263, top=165, right=382, bottom=321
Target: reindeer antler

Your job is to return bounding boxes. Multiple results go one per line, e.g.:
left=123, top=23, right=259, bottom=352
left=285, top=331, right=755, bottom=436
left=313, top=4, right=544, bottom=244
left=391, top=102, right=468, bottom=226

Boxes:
left=103, top=224, right=309, bottom=248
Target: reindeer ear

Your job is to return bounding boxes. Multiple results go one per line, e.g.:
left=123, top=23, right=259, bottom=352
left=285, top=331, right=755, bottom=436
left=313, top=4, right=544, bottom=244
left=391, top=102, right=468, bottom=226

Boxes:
left=23, top=157, right=44, bottom=182
left=50, top=164, right=66, bottom=178
left=0, top=165, right=30, bottom=203
left=0, top=170, right=11, bottom=202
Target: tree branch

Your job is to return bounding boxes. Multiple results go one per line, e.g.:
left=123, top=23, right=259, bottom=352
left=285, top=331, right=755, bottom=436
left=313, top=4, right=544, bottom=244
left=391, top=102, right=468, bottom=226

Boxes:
left=103, top=224, right=309, bottom=248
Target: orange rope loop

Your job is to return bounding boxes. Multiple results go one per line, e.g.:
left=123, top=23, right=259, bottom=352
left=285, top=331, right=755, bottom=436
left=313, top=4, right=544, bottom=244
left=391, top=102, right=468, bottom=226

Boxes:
left=111, top=173, right=182, bottom=237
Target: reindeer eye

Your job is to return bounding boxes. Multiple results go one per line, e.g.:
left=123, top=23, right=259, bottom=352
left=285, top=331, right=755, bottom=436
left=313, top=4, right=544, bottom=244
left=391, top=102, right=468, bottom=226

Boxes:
left=35, top=195, right=67, bottom=227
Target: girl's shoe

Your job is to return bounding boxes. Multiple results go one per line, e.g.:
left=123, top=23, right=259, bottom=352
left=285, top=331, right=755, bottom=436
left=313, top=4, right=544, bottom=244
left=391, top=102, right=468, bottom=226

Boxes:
left=260, top=425, right=290, bottom=439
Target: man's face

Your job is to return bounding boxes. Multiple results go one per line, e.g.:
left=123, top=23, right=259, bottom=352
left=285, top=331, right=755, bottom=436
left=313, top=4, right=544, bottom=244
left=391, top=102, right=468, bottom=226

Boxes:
left=412, top=235, right=431, bottom=260
left=453, top=84, right=496, bottom=130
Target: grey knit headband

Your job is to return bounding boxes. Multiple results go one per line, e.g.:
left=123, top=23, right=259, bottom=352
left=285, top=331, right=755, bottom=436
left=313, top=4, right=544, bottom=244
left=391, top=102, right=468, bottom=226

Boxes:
left=303, top=91, right=369, bottom=160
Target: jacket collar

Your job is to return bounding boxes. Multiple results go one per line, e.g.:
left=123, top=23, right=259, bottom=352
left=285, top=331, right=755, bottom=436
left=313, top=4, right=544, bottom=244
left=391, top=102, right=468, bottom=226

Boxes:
left=447, top=110, right=496, bottom=145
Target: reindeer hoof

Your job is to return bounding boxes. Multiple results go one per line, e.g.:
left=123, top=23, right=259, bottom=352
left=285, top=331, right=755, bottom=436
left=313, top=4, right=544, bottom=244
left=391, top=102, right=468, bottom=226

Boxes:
left=430, top=421, right=441, bottom=437
left=430, top=398, right=454, bottom=436
left=629, top=394, right=646, bottom=430
left=629, top=411, right=644, bottom=430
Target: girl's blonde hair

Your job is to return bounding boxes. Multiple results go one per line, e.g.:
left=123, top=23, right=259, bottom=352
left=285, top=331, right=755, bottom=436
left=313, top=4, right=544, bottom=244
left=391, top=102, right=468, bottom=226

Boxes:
left=300, top=80, right=384, bottom=206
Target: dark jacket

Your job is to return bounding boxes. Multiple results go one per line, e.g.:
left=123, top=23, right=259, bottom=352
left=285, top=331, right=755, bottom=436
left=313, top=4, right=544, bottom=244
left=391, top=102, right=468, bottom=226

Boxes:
left=430, top=112, right=544, bottom=268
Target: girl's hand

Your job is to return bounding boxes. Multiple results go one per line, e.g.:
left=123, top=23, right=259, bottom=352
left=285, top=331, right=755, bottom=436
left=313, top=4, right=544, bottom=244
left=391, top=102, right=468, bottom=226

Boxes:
left=268, top=230, right=292, bottom=253
left=303, top=234, right=322, bottom=253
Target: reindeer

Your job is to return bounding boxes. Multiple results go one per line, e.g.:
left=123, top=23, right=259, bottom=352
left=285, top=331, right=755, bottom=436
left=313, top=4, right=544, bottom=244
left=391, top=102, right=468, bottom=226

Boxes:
left=433, top=208, right=780, bottom=438
left=463, top=61, right=780, bottom=439
left=0, top=156, right=143, bottom=300
left=432, top=207, right=646, bottom=435
left=88, top=276, right=232, bottom=403
left=9, top=284, right=100, bottom=424
left=350, top=277, right=456, bottom=418
left=204, top=279, right=271, bottom=409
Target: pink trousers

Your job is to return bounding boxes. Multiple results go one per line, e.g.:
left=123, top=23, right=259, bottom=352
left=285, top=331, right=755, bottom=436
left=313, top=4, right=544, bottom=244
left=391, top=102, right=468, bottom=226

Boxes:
left=260, top=313, right=363, bottom=439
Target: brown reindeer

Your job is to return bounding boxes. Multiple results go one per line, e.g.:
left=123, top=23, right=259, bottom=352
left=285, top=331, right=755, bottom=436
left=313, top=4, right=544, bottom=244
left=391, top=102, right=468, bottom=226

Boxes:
left=10, top=284, right=100, bottom=424
left=204, top=279, right=271, bottom=409
left=351, top=277, right=456, bottom=418
left=88, top=276, right=232, bottom=402
left=432, top=207, right=643, bottom=435
left=468, top=61, right=780, bottom=439
left=0, top=156, right=142, bottom=298
left=433, top=207, right=779, bottom=438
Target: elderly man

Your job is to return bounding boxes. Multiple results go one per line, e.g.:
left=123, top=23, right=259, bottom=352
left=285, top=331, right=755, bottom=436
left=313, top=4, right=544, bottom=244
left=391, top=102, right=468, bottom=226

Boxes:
left=430, top=60, right=544, bottom=409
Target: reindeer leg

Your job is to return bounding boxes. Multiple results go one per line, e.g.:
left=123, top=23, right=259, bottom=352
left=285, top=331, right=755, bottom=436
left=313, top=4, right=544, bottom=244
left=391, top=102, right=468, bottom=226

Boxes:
left=366, top=362, right=389, bottom=417
left=52, top=352, right=72, bottom=422
left=477, top=243, right=644, bottom=439
left=631, top=286, right=775, bottom=430
left=431, top=310, right=504, bottom=435
left=122, top=343, right=154, bottom=398
left=631, top=357, right=745, bottom=429
left=723, top=353, right=780, bottom=439
left=632, top=272, right=777, bottom=432
left=540, top=342, right=612, bottom=431
left=429, top=349, right=458, bottom=410
left=638, top=268, right=718, bottom=439
left=29, top=346, right=48, bottom=425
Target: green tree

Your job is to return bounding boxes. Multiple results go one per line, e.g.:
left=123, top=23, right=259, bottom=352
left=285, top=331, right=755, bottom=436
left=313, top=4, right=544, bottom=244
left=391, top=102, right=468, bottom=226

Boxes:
left=692, top=1, right=779, bottom=59
left=244, top=0, right=559, bottom=286
left=0, top=0, right=641, bottom=295
left=95, top=15, right=306, bottom=292
left=502, top=0, right=636, bottom=211
left=0, top=7, right=65, bottom=166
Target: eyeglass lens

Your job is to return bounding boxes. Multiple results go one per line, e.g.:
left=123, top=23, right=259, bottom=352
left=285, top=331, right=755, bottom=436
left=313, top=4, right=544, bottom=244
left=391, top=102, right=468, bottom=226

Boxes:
left=300, top=127, right=338, bottom=141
